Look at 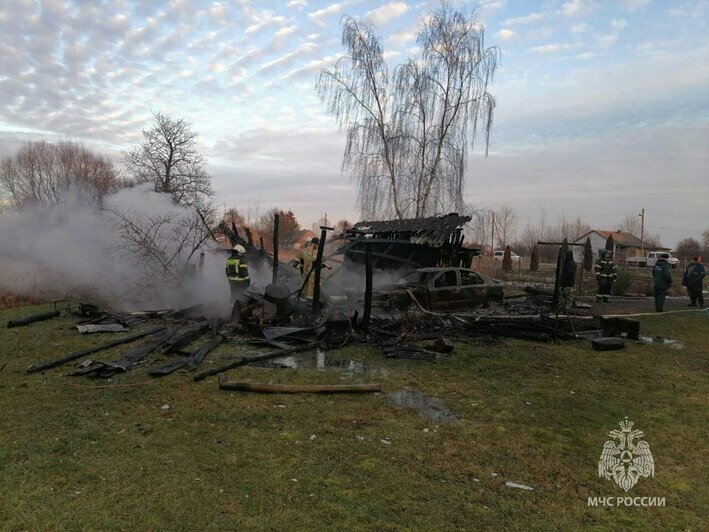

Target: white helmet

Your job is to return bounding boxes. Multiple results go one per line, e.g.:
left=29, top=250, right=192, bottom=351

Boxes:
left=233, top=244, right=246, bottom=254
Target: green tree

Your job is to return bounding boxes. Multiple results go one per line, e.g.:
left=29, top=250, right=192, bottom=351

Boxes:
left=530, top=245, right=539, bottom=271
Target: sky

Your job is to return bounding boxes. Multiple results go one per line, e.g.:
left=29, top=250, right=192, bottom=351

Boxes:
left=0, top=0, right=708, bottom=247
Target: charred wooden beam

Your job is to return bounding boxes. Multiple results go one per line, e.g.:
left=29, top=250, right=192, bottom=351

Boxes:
left=149, top=328, right=234, bottom=377
left=218, top=379, right=381, bottom=394
left=159, top=323, right=211, bottom=355
left=69, top=327, right=178, bottom=378
left=7, top=310, right=61, bottom=328
left=26, top=326, right=166, bottom=374
left=193, top=341, right=318, bottom=381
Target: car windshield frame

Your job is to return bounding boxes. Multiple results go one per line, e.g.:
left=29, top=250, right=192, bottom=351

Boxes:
left=397, top=271, right=431, bottom=285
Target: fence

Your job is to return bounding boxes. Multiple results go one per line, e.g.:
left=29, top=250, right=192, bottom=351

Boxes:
left=473, top=256, right=691, bottom=297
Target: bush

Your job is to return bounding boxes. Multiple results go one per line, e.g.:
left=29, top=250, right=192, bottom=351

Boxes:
left=613, top=269, right=634, bottom=296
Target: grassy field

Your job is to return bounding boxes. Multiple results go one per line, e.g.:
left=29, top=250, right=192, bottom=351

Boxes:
left=1, top=304, right=707, bottom=530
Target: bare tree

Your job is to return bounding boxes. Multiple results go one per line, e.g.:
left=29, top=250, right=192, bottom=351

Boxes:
left=317, top=4, right=499, bottom=219
left=465, top=207, right=491, bottom=248
left=257, top=208, right=301, bottom=240
left=675, top=238, right=702, bottom=259
left=123, top=112, right=213, bottom=208
left=223, top=208, right=245, bottom=228
left=617, top=212, right=641, bottom=236
left=0, top=140, right=125, bottom=208
left=335, top=218, right=353, bottom=234
left=644, top=233, right=662, bottom=249
left=495, top=205, right=518, bottom=248
left=104, top=206, right=211, bottom=298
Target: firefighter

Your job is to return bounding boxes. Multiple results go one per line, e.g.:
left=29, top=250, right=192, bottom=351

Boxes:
left=594, top=250, right=617, bottom=303
left=652, top=253, right=673, bottom=312
left=225, top=244, right=250, bottom=303
left=295, top=237, right=319, bottom=299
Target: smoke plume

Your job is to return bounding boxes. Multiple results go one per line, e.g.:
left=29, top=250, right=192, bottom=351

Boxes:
left=0, top=184, right=231, bottom=314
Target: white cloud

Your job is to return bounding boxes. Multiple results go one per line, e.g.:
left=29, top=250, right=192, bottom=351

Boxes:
left=529, top=43, right=576, bottom=54
left=209, top=2, right=228, bottom=25
left=257, top=42, right=319, bottom=74
left=611, top=18, right=628, bottom=30
left=561, top=0, right=584, bottom=17
left=365, top=2, right=409, bottom=26
left=570, top=23, right=588, bottom=34
left=621, top=0, right=650, bottom=12
left=309, top=3, right=345, bottom=26
left=576, top=51, right=597, bottom=59
left=479, top=0, right=506, bottom=11
left=246, top=13, right=286, bottom=35
left=665, top=8, right=687, bottom=17
left=502, top=12, right=544, bottom=26
left=495, top=29, right=516, bottom=41
left=597, top=34, right=618, bottom=47
left=276, top=25, right=297, bottom=37
left=286, top=0, right=308, bottom=7
left=388, top=30, right=415, bottom=45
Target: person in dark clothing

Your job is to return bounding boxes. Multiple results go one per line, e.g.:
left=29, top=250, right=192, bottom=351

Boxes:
left=560, top=250, right=577, bottom=311
left=652, top=253, right=673, bottom=312
left=594, top=251, right=617, bottom=302
left=681, top=256, right=705, bottom=307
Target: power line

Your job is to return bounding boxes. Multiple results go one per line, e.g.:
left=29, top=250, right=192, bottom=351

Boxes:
left=645, top=224, right=702, bottom=232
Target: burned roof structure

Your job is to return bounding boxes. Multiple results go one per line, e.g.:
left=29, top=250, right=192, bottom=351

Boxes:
left=338, top=213, right=479, bottom=271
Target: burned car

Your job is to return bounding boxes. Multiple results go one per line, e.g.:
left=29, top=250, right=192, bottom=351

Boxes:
left=372, top=267, right=503, bottom=312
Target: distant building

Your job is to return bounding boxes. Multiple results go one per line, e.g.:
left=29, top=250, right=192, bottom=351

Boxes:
left=281, top=229, right=317, bottom=251
left=571, top=229, right=669, bottom=265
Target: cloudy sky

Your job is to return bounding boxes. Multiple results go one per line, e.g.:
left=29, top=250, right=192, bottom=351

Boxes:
left=1, top=0, right=708, bottom=246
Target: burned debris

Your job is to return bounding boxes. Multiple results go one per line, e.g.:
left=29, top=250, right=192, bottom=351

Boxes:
left=16, top=212, right=643, bottom=392
left=339, top=213, right=479, bottom=270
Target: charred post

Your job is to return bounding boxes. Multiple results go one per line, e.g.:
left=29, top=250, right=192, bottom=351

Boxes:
left=311, top=227, right=328, bottom=312
left=362, top=242, right=373, bottom=330
left=272, top=212, right=280, bottom=284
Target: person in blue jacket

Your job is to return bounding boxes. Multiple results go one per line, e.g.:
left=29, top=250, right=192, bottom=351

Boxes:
left=652, top=253, right=673, bottom=312
left=681, top=256, right=705, bottom=307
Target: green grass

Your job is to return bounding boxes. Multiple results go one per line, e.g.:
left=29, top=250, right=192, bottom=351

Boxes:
left=1, top=305, right=707, bottom=530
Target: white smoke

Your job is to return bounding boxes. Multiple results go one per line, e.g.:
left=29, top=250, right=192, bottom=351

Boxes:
left=0, top=184, right=232, bottom=314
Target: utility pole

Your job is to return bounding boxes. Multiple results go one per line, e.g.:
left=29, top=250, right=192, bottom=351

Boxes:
left=639, top=208, right=645, bottom=255
left=490, top=211, right=495, bottom=256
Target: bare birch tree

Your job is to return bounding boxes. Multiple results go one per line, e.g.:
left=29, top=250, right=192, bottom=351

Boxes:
left=317, top=4, right=499, bottom=219
left=0, top=140, right=124, bottom=208
left=123, top=112, right=213, bottom=208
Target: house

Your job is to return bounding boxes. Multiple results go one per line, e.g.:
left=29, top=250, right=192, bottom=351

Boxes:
left=281, top=229, right=317, bottom=251
left=571, top=229, right=668, bottom=265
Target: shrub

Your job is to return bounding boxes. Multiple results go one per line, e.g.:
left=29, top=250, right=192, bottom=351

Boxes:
left=613, top=269, right=634, bottom=296
left=530, top=245, right=539, bottom=271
